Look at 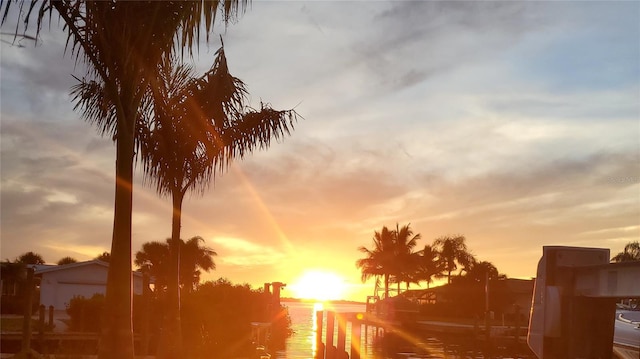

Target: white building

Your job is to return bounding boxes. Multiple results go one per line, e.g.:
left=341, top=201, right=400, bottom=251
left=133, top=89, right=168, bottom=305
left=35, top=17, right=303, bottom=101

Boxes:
left=35, top=260, right=144, bottom=310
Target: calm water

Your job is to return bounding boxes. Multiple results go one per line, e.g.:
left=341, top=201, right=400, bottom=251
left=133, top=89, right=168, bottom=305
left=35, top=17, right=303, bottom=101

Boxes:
left=276, top=301, right=535, bottom=359
left=277, top=301, right=368, bottom=359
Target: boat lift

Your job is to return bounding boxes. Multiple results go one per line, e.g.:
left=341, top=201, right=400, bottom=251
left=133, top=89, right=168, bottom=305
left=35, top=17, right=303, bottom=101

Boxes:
left=527, top=246, right=640, bottom=358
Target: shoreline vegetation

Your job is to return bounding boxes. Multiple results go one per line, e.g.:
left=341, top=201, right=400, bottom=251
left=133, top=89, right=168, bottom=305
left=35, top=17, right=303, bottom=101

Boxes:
left=281, top=298, right=365, bottom=305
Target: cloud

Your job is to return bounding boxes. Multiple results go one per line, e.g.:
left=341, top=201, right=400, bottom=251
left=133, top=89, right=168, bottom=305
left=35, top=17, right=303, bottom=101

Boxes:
left=210, top=236, right=285, bottom=267
left=1, top=1, right=638, bottom=298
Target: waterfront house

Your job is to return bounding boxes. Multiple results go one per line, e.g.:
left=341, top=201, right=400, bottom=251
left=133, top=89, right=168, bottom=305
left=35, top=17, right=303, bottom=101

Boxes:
left=400, top=278, right=534, bottom=321
left=35, top=260, right=143, bottom=310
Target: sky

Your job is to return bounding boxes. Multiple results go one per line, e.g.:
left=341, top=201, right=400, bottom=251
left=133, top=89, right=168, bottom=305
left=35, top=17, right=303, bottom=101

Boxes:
left=1, top=1, right=639, bottom=302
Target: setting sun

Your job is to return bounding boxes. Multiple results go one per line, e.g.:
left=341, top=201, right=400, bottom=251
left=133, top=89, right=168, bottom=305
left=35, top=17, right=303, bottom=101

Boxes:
left=288, top=270, right=347, bottom=301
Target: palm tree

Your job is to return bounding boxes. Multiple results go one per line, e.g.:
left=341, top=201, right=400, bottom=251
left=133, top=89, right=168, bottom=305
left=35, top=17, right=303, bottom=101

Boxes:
left=415, top=245, right=441, bottom=289
left=611, top=241, right=640, bottom=262
left=133, top=46, right=297, bottom=356
left=459, top=260, right=504, bottom=284
left=134, top=237, right=216, bottom=293
left=135, top=242, right=171, bottom=292
left=391, top=223, right=420, bottom=291
left=3, top=2, right=249, bottom=358
left=57, top=257, right=78, bottom=265
left=356, top=226, right=396, bottom=299
left=179, top=236, right=217, bottom=293
left=433, top=235, right=474, bottom=284
left=15, top=252, right=45, bottom=265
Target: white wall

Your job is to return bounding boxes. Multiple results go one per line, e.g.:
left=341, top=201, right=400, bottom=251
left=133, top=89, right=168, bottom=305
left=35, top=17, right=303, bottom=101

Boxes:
left=40, top=263, right=143, bottom=310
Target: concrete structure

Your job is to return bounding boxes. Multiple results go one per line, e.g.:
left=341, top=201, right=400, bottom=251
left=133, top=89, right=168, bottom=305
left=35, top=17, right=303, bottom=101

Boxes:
left=527, top=246, right=640, bottom=359
left=34, top=260, right=143, bottom=310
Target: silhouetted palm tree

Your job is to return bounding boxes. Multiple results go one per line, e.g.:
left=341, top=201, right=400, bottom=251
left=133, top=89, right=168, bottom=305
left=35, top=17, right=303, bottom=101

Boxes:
left=57, top=257, right=78, bottom=265
left=415, top=245, right=441, bottom=289
left=433, top=235, right=474, bottom=284
left=134, top=46, right=297, bottom=353
left=357, top=226, right=396, bottom=299
left=135, top=242, right=171, bottom=292
left=392, top=223, right=420, bottom=291
left=179, top=236, right=217, bottom=293
left=458, top=260, right=504, bottom=284
left=3, top=2, right=249, bottom=357
left=134, top=237, right=216, bottom=293
left=16, top=252, right=45, bottom=265
left=611, top=241, right=640, bottom=262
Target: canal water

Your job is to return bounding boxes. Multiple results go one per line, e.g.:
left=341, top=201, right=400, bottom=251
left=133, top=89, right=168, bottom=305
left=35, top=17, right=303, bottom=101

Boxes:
left=277, top=301, right=368, bottom=359
left=277, top=301, right=536, bottom=359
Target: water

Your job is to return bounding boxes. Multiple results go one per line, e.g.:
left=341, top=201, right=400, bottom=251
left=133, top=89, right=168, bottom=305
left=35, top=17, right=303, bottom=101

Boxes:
left=276, top=301, right=535, bottom=359
left=277, top=301, right=368, bottom=359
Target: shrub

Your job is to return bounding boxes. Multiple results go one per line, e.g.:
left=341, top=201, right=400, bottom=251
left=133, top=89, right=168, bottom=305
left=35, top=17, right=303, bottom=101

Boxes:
left=180, top=278, right=293, bottom=358
left=66, top=294, right=105, bottom=332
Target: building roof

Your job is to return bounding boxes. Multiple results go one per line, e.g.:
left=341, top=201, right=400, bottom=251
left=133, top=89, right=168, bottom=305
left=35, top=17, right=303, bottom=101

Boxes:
left=34, top=259, right=142, bottom=277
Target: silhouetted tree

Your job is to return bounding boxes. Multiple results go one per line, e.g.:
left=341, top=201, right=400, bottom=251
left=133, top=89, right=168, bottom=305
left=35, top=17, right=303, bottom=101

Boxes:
left=415, top=245, right=442, bottom=288
left=57, top=257, right=78, bottom=265
left=433, top=235, right=474, bottom=284
left=611, top=241, right=640, bottom=262
left=95, top=252, right=111, bottom=263
left=2, top=2, right=249, bottom=357
left=357, top=226, right=396, bottom=299
left=455, top=260, right=505, bottom=284
left=128, top=48, right=298, bottom=353
left=16, top=252, right=45, bottom=265
left=391, top=223, right=420, bottom=290
left=134, top=237, right=216, bottom=294
left=179, top=236, right=217, bottom=293
left=135, top=242, right=170, bottom=292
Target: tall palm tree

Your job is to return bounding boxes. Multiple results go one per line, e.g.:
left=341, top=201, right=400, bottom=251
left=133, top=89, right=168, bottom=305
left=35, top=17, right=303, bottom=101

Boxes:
left=356, top=226, right=396, bottom=299
left=433, top=235, right=474, bottom=284
left=611, top=241, right=640, bottom=262
left=392, top=223, right=420, bottom=291
left=3, top=2, right=248, bottom=358
left=134, top=45, right=297, bottom=356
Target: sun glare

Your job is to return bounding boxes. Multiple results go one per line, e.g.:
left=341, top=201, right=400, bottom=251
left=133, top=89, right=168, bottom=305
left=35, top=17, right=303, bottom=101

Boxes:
left=289, top=270, right=347, bottom=301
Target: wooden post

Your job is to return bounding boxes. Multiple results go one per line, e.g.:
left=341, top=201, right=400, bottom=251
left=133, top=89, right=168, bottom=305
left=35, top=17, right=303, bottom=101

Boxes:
left=38, top=305, right=45, bottom=352
left=351, top=321, right=361, bottom=359
left=140, top=273, right=150, bottom=356
left=326, top=311, right=335, bottom=359
left=16, top=267, right=39, bottom=359
left=48, top=306, right=54, bottom=329
left=336, top=314, right=346, bottom=355
left=315, top=310, right=324, bottom=359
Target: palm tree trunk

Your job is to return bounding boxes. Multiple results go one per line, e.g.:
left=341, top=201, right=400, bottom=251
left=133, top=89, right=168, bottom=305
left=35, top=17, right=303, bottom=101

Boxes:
left=98, top=116, right=135, bottom=359
left=158, top=189, right=184, bottom=359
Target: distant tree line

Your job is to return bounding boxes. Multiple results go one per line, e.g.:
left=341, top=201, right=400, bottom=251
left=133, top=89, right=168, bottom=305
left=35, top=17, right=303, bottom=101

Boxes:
left=357, top=225, right=640, bottom=299
left=356, top=223, right=505, bottom=299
